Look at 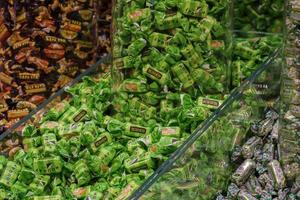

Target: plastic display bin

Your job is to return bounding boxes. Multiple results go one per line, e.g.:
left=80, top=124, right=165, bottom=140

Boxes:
left=128, top=50, right=282, bottom=200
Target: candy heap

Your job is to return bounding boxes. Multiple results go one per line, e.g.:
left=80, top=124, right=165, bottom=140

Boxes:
left=0, top=70, right=224, bottom=199
left=0, top=0, right=111, bottom=133
left=232, top=35, right=282, bottom=87
left=217, top=109, right=299, bottom=200
left=113, top=0, right=231, bottom=95
left=279, top=0, right=300, bottom=187
left=233, top=0, right=284, bottom=33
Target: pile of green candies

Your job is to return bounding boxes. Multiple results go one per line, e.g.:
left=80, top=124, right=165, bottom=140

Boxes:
left=232, top=35, right=282, bottom=87
left=233, top=0, right=284, bottom=33
left=0, top=71, right=226, bottom=199
left=113, top=0, right=231, bottom=95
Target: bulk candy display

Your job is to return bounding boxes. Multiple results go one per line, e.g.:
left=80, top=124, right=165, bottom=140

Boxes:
left=113, top=0, right=231, bottom=95
left=217, top=109, right=299, bottom=200
left=0, top=0, right=296, bottom=200
left=0, top=69, right=221, bottom=199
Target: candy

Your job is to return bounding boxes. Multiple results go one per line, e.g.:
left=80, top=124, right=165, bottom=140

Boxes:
left=241, top=136, right=263, bottom=159
left=0, top=161, right=21, bottom=187
left=268, top=160, right=286, bottom=189
left=74, top=160, right=91, bottom=186
left=33, top=157, right=62, bottom=174
left=178, top=0, right=208, bottom=18
left=232, top=159, right=256, bottom=186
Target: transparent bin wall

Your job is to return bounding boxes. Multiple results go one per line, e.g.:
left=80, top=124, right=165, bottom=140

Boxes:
left=230, top=0, right=284, bottom=88
left=129, top=50, right=282, bottom=200
left=0, top=58, right=111, bottom=156
left=0, top=0, right=112, bottom=134
left=233, top=0, right=284, bottom=33
left=231, top=32, right=283, bottom=88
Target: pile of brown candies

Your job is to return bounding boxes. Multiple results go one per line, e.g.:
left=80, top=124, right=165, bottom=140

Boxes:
left=0, top=0, right=111, bottom=133
left=217, top=109, right=300, bottom=200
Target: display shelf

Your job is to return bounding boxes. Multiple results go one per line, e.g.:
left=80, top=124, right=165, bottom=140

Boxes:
left=128, top=48, right=282, bottom=200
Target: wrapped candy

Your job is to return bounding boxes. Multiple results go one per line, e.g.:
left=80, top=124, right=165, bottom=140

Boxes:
left=120, top=79, right=148, bottom=93
left=155, top=12, right=182, bottom=30
left=124, top=153, right=155, bottom=173
left=125, top=123, right=149, bottom=138
left=142, top=65, right=170, bottom=85
left=268, top=160, right=286, bottom=189
left=74, top=160, right=91, bottom=186
left=159, top=127, right=181, bottom=138
left=181, top=45, right=204, bottom=67
left=172, top=63, right=194, bottom=89
left=127, top=38, right=147, bottom=56
left=232, top=159, right=256, bottom=186
left=33, top=157, right=62, bottom=174
left=241, top=136, right=263, bottom=159
left=178, top=0, right=208, bottom=18
left=148, top=32, right=171, bottom=48
left=29, top=175, right=50, bottom=195
left=197, top=97, right=223, bottom=110
left=41, top=133, right=57, bottom=153
left=90, top=132, right=112, bottom=153
left=0, top=161, right=21, bottom=187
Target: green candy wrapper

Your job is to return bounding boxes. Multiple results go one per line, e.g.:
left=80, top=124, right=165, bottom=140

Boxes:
left=125, top=123, right=150, bottom=138
left=120, top=79, right=147, bottom=93
left=160, top=127, right=181, bottom=138
left=97, top=146, right=116, bottom=166
left=11, top=181, right=28, bottom=195
left=142, top=64, right=170, bottom=85
left=148, top=32, right=171, bottom=48
left=155, top=12, right=182, bottom=30
left=74, top=160, right=91, bottom=186
left=181, top=45, right=204, bottom=67
left=150, top=137, right=183, bottom=155
left=127, top=8, right=151, bottom=23
left=0, top=161, right=21, bottom=188
left=191, top=68, right=224, bottom=93
left=110, top=152, right=130, bottom=173
left=124, top=153, right=155, bottom=173
left=90, top=132, right=112, bottom=153
left=179, top=0, right=208, bottom=18
left=59, top=105, right=89, bottom=123
left=18, top=168, right=35, bottom=184
left=43, top=101, right=69, bottom=121
left=42, top=133, right=57, bottom=153
left=33, top=157, right=62, bottom=174
left=72, top=186, right=91, bottom=199
left=172, top=63, right=194, bottom=89
left=127, top=38, right=147, bottom=56
left=29, top=175, right=50, bottom=195
left=23, top=137, right=42, bottom=151
left=197, top=97, right=223, bottom=109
